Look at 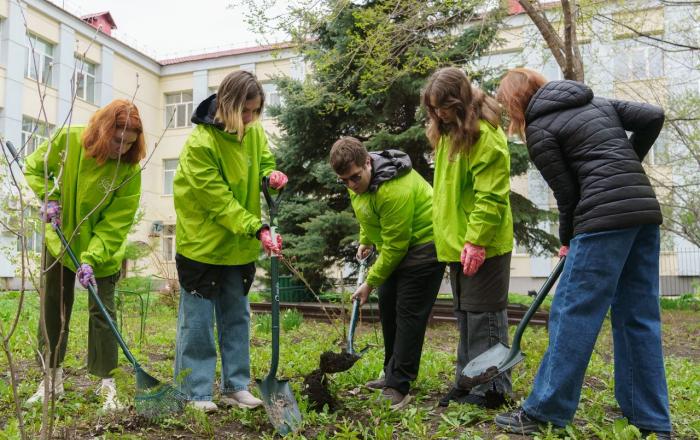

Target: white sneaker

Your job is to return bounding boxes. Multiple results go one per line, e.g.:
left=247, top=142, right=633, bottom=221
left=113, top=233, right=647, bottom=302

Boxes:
left=188, top=400, right=219, bottom=413
left=26, top=368, right=64, bottom=405
left=98, top=378, right=125, bottom=412
left=220, top=390, right=263, bottom=409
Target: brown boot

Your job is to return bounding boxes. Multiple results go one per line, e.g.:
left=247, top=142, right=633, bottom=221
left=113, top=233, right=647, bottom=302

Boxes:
left=380, top=387, right=411, bottom=410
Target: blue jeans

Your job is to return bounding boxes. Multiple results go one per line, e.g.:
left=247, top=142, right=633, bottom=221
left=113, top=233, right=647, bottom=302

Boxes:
left=174, top=266, right=252, bottom=401
left=523, top=225, right=671, bottom=432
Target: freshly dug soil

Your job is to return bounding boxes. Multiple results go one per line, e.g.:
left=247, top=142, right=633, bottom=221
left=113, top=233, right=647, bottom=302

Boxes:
left=319, top=350, right=360, bottom=374
left=302, top=369, right=336, bottom=411
left=457, top=365, right=500, bottom=389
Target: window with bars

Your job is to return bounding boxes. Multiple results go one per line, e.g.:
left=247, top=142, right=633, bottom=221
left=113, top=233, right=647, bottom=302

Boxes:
left=163, top=159, right=178, bottom=195
left=26, top=34, right=54, bottom=85
left=21, top=116, right=55, bottom=158
left=165, top=91, right=194, bottom=128
left=162, top=224, right=176, bottom=261
left=74, top=57, right=96, bottom=104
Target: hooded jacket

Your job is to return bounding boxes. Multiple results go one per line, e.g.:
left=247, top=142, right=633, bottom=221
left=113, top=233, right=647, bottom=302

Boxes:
left=24, top=126, right=141, bottom=277
left=350, top=150, right=435, bottom=287
left=173, top=95, right=276, bottom=267
left=432, top=120, right=514, bottom=263
left=525, top=80, right=663, bottom=245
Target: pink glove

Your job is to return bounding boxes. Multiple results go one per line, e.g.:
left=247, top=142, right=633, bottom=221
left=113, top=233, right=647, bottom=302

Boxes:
left=40, top=200, right=61, bottom=225
left=260, top=227, right=283, bottom=256
left=77, top=263, right=96, bottom=288
left=268, top=171, right=288, bottom=190
left=559, top=245, right=569, bottom=257
left=460, top=243, right=486, bottom=276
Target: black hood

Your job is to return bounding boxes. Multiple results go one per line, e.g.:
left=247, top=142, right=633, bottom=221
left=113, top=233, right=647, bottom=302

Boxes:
left=191, top=94, right=224, bottom=129
left=525, top=80, right=594, bottom=124
left=368, top=149, right=412, bottom=192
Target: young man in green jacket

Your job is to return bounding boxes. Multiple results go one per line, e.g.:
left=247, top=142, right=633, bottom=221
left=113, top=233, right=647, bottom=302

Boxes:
left=330, top=137, right=445, bottom=409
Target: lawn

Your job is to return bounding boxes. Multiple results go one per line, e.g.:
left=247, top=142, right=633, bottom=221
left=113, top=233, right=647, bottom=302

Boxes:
left=0, top=290, right=698, bottom=439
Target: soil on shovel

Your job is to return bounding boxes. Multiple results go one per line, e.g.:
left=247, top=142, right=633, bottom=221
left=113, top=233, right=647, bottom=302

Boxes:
left=302, top=369, right=337, bottom=411
left=319, top=350, right=361, bottom=373
left=457, top=365, right=499, bottom=390
left=261, top=394, right=298, bottom=431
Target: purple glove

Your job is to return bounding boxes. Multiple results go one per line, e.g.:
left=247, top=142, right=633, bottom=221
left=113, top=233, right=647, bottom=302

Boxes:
left=40, top=200, right=61, bottom=225
left=77, top=263, right=96, bottom=288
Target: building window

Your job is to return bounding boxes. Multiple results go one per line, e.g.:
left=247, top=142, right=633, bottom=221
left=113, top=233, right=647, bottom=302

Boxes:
left=75, top=57, right=96, bottom=104
left=614, top=44, right=663, bottom=82
left=163, top=159, right=178, bottom=195
left=165, top=91, right=193, bottom=128
left=26, top=34, right=54, bottom=85
left=262, top=83, right=282, bottom=119
left=162, top=224, right=176, bottom=261
left=21, top=117, right=55, bottom=157
left=16, top=208, right=42, bottom=254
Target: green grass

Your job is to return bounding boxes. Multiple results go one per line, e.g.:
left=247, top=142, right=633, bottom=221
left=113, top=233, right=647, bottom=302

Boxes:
left=0, top=290, right=698, bottom=439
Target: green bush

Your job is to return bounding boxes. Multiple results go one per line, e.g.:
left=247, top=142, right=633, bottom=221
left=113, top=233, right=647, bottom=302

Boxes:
left=281, top=309, right=303, bottom=331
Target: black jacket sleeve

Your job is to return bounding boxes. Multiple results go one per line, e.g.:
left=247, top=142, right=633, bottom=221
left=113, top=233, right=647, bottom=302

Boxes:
left=609, top=100, right=665, bottom=161
left=526, top=125, right=580, bottom=245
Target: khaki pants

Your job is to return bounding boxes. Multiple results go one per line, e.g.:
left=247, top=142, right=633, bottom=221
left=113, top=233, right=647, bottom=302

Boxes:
left=37, top=251, right=120, bottom=378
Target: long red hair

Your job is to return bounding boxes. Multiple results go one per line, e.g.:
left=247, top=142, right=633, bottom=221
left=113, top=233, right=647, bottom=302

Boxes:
left=82, top=99, right=146, bottom=164
left=496, top=68, right=548, bottom=140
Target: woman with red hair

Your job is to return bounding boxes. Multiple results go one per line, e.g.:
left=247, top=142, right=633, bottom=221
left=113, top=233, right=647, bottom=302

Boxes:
left=24, top=99, right=146, bottom=412
left=494, top=68, right=671, bottom=439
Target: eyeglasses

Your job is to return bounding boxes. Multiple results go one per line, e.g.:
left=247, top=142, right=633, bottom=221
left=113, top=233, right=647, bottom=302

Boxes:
left=337, top=171, right=363, bottom=186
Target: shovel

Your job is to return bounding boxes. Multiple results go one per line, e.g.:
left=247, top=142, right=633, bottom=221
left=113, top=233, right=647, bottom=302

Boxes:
left=4, top=140, right=186, bottom=419
left=318, top=255, right=371, bottom=374
left=460, top=257, right=566, bottom=387
left=256, top=176, right=301, bottom=435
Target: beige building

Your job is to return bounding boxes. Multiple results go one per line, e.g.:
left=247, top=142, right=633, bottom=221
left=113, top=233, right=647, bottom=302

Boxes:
left=0, top=0, right=302, bottom=286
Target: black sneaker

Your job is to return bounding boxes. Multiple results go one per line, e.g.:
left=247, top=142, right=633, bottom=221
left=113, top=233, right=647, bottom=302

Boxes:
left=641, top=430, right=672, bottom=440
left=462, top=390, right=508, bottom=409
left=438, top=387, right=470, bottom=407
left=495, top=407, right=542, bottom=434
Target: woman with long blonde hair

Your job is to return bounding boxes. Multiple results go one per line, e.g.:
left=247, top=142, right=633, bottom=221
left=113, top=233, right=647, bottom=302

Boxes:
left=422, top=67, right=514, bottom=408
left=172, top=70, right=287, bottom=412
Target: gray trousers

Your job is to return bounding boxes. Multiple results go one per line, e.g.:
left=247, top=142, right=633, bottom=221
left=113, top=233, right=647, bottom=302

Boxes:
left=449, top=253, right=513, bottom=397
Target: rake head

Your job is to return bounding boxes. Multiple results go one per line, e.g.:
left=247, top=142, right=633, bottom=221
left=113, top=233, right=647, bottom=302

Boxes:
left=134, top=369, right=187, bottom=420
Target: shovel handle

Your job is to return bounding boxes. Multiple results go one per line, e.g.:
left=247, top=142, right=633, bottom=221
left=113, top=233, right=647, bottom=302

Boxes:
left=509, top=256, right=566, bottom=354
left=347, top=256, right=369, bottom=354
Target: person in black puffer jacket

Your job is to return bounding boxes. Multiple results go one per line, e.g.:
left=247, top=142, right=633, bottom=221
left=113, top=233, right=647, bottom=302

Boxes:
left=492, top=68, right=672, bottom=440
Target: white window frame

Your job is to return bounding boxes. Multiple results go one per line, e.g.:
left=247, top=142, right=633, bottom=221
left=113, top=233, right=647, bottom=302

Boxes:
left=614, top=44, right=664, bottom=82
left=163, top=159, right=178, bottom=196
left=16, top=208, right=43, bottom=254
left=21, top=116, right=54, bottom=158
left=162, top=224, right=176, bottom=261
left=26, top=34, right=54, bottom=85
left=262, top=82, right=282, bottom=119
left=165, top=91, right=194, bottom=129
left=74, top=56, right=96, bottom=104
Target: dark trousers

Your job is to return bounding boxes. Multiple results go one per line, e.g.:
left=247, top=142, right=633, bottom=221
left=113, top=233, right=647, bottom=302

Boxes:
left=377, top=261, right=445, bottom=395
left=38, top=251, right=120, bottom=378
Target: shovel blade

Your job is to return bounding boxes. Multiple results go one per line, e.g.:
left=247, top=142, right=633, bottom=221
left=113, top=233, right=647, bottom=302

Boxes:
left=461, top=343, right=511, bottom=378
left=256, top=378, right=302, bottom=435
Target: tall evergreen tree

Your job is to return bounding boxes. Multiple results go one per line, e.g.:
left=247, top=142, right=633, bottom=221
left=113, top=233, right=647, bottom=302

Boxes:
left=261, top=0, right=557, bottom=289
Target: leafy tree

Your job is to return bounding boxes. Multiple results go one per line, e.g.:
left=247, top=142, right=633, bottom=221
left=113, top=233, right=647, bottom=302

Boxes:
left=253, top=0, right=557, bottom=289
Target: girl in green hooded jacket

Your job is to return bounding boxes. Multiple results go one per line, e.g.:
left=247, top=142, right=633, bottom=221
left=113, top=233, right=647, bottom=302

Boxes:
left=423, top=67, right=514, bottom=408
left=24, top=99, right=146, bottom=411
left=172, top=70, right=287, bottom=413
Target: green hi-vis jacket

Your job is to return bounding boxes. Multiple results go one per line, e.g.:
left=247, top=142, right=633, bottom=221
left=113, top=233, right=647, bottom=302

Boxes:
left=173, top=121, right=275, bottom=265
left=351, top=169, right=434, bottom=288
left=24, top=126, right=142, bottom=277
left=432, top=120, right=513, bottom=263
